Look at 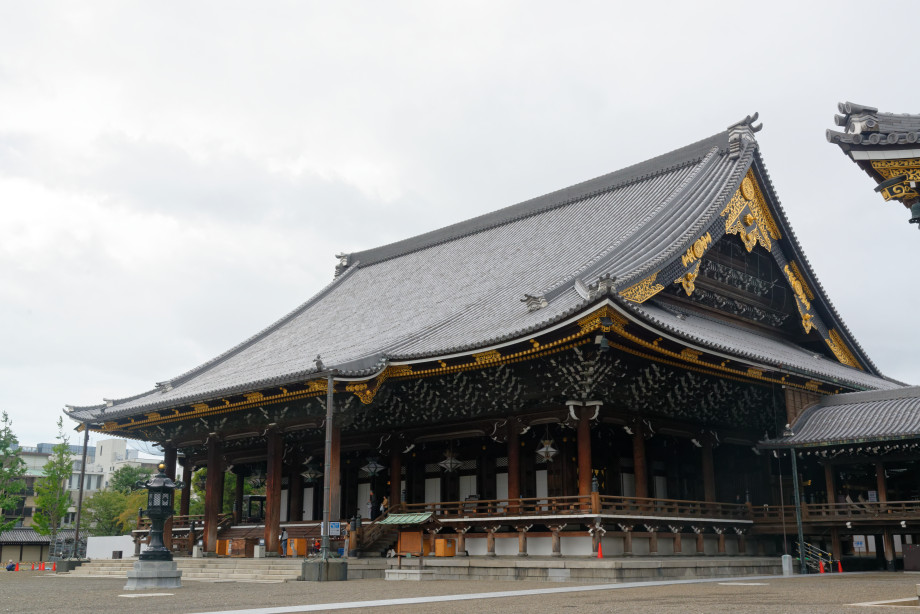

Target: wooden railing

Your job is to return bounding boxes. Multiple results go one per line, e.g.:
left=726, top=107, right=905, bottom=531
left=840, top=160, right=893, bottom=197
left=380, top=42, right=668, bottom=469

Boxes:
left=752, top=500, right=920, bottom=524
left=597, top=495, right=750, bottom=521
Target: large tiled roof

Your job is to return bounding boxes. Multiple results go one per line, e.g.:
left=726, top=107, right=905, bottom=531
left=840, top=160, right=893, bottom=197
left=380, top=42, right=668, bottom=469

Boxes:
left=760, top=387, right=920, bottom=448
left=67, top=119, right=894, bottom=423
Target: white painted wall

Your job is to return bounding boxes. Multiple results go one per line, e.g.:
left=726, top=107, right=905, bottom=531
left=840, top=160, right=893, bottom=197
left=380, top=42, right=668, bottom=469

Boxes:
left=425, top=477, right=441, bottom=504
left=535, top=470, right=548, bottom=498
left=459, top=475, right=477, bottom=500
left=303, top=486, right=314, bottom=520
left=87, top=535, right=135, bottom=559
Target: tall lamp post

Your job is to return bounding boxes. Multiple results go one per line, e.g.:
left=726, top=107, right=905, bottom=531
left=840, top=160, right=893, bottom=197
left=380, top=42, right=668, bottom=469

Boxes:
left=784, top=423, right=807, bottom=575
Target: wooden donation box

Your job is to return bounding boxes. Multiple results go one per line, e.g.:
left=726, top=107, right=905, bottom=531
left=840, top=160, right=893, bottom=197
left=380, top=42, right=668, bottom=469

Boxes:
left=397, top=530, right=430, bottom=556
left=228, top=537, right=260, bottom=557
left=435, top=537, right=456, bottom=557
left=286, top=538, right=308, bottom=557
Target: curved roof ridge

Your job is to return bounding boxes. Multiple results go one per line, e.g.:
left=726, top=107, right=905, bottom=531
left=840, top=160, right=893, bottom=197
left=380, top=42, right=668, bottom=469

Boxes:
left=347, top=131, right=730, bottom=269
left=748, top=151, right=883, bottom=376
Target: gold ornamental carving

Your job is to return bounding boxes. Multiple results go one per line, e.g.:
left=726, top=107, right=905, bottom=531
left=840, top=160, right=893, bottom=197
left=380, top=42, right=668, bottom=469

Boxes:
left=681, top=232, right=712, bottom=267
left=675, top=261, right=701, bottom=297
left=577, top=307, right=627, bottom=336
left=720, top=169, right=781, bottom=253
left=783, top=263, right=816, bottom=333
left=825, top=329, right=861, bottom=370
left=869, top=160, right=920, bottom=202
left=473, top=350, right=502, bottom=364
left=347, top=363, right=414, bottom=405
left=619, top=272, right=664, bottom=304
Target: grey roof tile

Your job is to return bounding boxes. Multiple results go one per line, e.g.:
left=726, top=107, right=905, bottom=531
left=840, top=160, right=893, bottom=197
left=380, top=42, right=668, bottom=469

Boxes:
left=762, top=386, right=920, bottom=447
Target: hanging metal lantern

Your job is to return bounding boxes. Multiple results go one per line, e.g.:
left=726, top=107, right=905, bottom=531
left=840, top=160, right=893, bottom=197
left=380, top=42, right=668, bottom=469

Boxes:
left=536, top=439, right=558, bottom=462
left=438, top=449, right=462, bottom=472
left=362, top=457, right=385, bottom=477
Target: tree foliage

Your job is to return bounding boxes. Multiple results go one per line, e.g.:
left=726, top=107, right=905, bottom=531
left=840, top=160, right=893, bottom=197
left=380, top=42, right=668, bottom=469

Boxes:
left=108, top=465, right=152, bottom=494
left=83, top=490, right=129, bottom=536
left=116, top=490, right=148, bottom=531
left=0, top=412, right=26, bottom=534
left=33, top=418, right=73, bottom=540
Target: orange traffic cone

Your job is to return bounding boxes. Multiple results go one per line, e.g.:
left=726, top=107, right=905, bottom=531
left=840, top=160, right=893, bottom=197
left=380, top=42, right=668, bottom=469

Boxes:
left=819, top=561, right=825, bottom=573
left=30, top=563, right=34, bottom=571
left=52, top=562, right=56, bottom=571
left=14, top=563, right=18, bottom=571
left=40, top=562, right=45, bottom=570
left=597, top=541, right=603, bottom=559
left=837, top=561, right=843, bottom=573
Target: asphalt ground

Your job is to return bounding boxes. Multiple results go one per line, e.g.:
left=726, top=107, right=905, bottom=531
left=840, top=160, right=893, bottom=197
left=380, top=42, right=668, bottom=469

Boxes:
left=1, top=571, right=918, bottom=613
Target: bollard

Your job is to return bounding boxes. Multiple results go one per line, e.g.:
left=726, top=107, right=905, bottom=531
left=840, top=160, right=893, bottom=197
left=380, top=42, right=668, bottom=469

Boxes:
left=781, top=554, right=793, bottom=576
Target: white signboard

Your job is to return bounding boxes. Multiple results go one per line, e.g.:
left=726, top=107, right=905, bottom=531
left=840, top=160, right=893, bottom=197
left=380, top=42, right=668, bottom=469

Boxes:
left=329, top=521, right=341, bottom=536
left=854, top=539, right=865, bottom=549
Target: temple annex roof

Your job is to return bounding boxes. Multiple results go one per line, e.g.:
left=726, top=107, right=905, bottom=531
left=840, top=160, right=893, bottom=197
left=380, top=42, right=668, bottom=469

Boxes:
left=67, top=115, right=901, bottom=425
left=761, top=386, right=920, bottom=448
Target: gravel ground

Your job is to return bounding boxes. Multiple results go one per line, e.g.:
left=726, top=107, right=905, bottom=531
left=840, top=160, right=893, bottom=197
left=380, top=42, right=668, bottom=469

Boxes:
left=2, top=571, right=918, bottom=613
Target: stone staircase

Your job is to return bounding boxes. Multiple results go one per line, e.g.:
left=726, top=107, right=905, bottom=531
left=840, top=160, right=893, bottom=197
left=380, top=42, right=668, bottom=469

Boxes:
left=65, top=557, right=307, bottom=583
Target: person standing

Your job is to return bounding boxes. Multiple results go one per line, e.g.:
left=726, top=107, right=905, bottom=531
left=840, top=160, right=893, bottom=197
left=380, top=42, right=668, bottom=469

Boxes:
left=280, top=528, right=289, bottom=557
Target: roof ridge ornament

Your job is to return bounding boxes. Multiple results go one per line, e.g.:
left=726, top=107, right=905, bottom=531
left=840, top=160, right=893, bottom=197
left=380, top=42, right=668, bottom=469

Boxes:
left=727, top=112, right=762, bottom=160
left=589, top=274, right=617, bottom=299
left=334, top=252, right=351, bottom=277
left=521, top=294, right=548, bottom=312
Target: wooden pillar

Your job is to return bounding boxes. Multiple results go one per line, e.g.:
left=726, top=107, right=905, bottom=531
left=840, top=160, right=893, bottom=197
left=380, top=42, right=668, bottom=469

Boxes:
left=824, top=462, right=836, bottom=504
left=289, top=455, right=304, bottom=523
left=517, top=526, right=528, bottom=557
left=203, top=437, right=223, bottom=553
left=163, top=445, right=177, bottom=551
left=673, top=531, right=682, bottom=554
left=456, top=526, right=469, bottom=555
left=737, top=531, right=746, bottom=554
left=180, top=461, right=192, bottom=517
left=882, top=527, right=895, bottom=570
left=648, top=529, right=658, bottom=555
left=696, top=530, right=704, bottom=554
left=507, top=424, right=520, bottom=508
left=390, top=447, right=402, bottom=508
left=717, top=530, right=726, bottom=554
left=875, top=461, right=888, bottom=504
left=264, top=428, right=283, bottom=555
left=234, top=471, right=244, bottom=524
left=486, top=527, right=498, bottom=556
left=550, top=525, right=564, bottom=557
left=623, top=528, right=633, bottom=555
left=702, top=437, right=716, bottom=503
left=830, top=526, right=842, bottom=561
left=577, top=406, right=592, bottom=498
left=329, top=423, right=342, bottom=521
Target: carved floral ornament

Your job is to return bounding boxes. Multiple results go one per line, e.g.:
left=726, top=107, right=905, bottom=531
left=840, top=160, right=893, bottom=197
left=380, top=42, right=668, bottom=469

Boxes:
left=870, top=159, right=920, bottom=203
left=720, top=171, right=781, bottom=254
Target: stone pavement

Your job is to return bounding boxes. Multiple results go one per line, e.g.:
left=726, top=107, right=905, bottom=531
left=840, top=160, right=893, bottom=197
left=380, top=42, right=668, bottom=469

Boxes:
left=1, top=570, right=918, bottom=613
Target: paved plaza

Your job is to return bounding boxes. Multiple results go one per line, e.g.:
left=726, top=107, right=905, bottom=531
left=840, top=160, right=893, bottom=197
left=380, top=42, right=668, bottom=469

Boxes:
left=1, top=571, right=918, bottom=613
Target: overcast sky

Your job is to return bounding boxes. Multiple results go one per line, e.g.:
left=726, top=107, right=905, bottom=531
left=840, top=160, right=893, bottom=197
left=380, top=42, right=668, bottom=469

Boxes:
left=1, top=1, right=917, bottom=448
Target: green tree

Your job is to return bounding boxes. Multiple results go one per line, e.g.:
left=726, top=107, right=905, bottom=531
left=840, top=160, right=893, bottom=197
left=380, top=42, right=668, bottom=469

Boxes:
left=116, top=490, right=148, bottom=531
left=0, top=412, right=26, bottom=533
left=33, top=418, right=73, bottom=543
left=108, top=465, right=152, bottom=494
left=83, top=490, right=129, bottom=536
